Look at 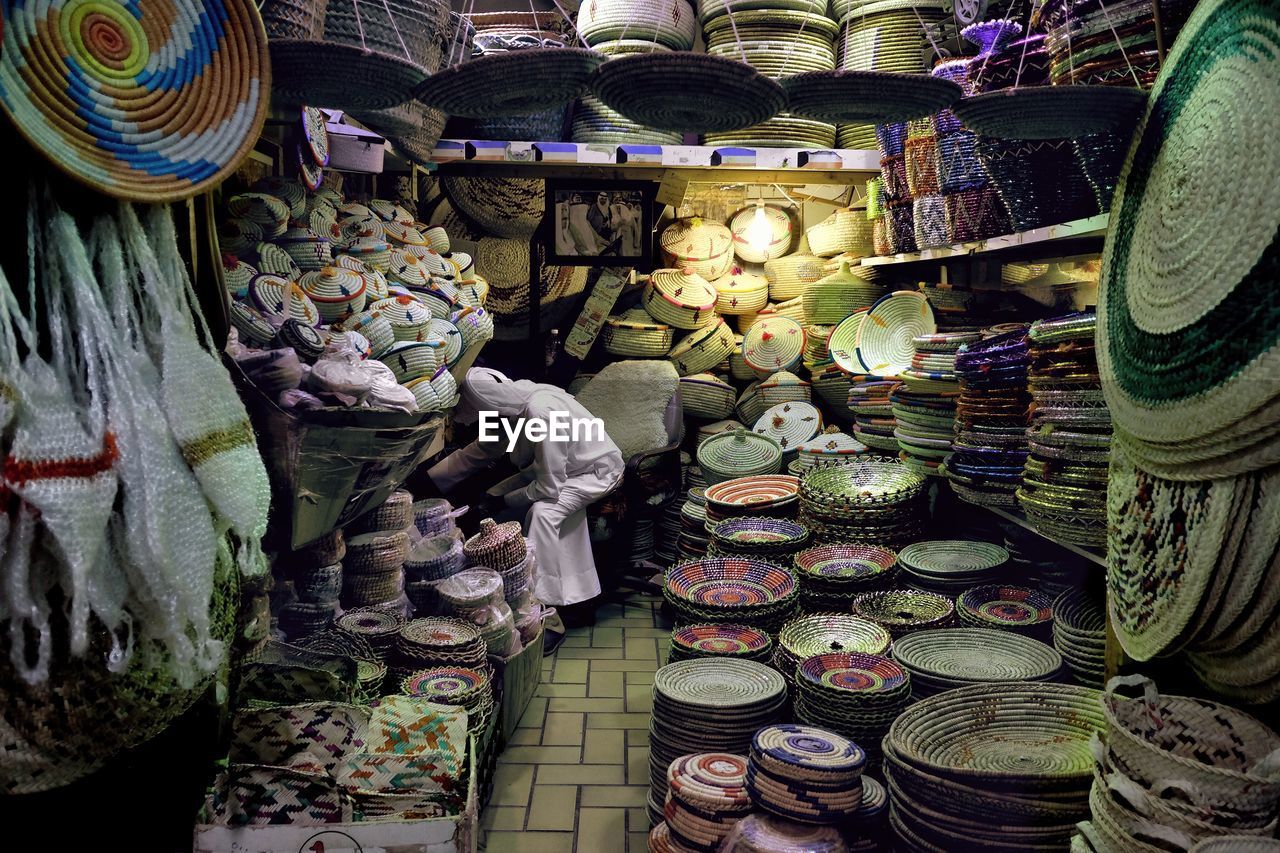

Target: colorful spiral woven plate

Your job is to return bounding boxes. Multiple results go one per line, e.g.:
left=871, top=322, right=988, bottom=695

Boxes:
left=0, top=0, right=270, bottom=201
left=710, top=517, right=808, bottom=547
left=666, top=557, right=798, bottom=607
left=704, top=475, right=801, bottom=508
left=957, top=584, right=1054, bottom=630
left=855, top=290, right=937, bottom=377
left=654, top=658, right=787, bottom=709
left=401, top=667, right=487, bottom=700
left=753, top=724, right=866, bottom=775
left=794, top=543, right=896, bottom=579
left=671, top=624, right=772, bottom=657
left=798, top=652, right=907, bottom=694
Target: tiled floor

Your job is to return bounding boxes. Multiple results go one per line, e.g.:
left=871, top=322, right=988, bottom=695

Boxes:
left=480, top=593, right=669, bottom=853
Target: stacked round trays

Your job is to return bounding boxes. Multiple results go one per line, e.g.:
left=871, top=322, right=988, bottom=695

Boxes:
left=946, top=329, right=1032, bottom=507
left=702, top=475, right=802, bottom=526
left=578, top=0, right=697, bottom=50
left=798, top=460, right=927, bottom=547
left=1052, top=587, right=1106, bottom=685
left=891, top=627, right=1063, bottom=699
left=753, top=402, right=823, bottom=460
left=802, top=261, right=886, bottom=326
left=401, top=666, right=494, bottom=735
left=602, top=307, right=674, bottom=357
left=793, top=543, right=897, bottom=612
left=851, top=589, right=955, bottom=638
left=885, top=682, right=1103, bottom=850
left=463, top=518, right=527, bottom=571
left=644, top=269, right=719, bottom=330
left=712, top=267, right=770, bottom=316
left=847, top=375, right=902, bottom=454
left=667, top=623, right=774, bottom=664
left=1019, top=312, right=1110, bottom=547
left=697, top=428, right=784, bottom=486
left=747, top=724, right=867, bottom=825
left=659, top=218, right=735, bottom=280
left=662, top=753, right=754, bottom=850
left=854, top=290, right=936, bottom=378
left=711, top=814, right=847, bottom=851
left=956, top=584, right=1054, bottom=640
left=679, top=488, right=712, bottom=560
left=336, top=607, right=406, bottom=658
left=708, top=516, right=809, bottom=561
left=763, top=253, right=826, bottom=302
left=393, top=617, right=489, bottom=678
left=809, top=363, right=858, bottom=416
left=793, top=652, right=913, bottom=768
left=680, top=374, right=738, bottom=420
left=743, top=315, right=807, bottom=377
left=648, top=659, right=787, bottom=824
left=342, top=530, right=410, bottom=607
left=670, top=317, right=737, bottom=376
left=663, top=556, right=800, bottom=633
left=893, top=330, right=973, bottom=477
left=772, top=614, right=892, bottom=695
left=896, top=539, right=1009, bottom=594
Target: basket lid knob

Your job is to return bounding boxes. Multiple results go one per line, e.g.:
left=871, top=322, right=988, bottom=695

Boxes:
left=762, top=331, right=774, bottom=342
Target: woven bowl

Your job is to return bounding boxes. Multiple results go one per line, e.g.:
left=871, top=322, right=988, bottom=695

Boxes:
left=955, top=584, right=1054, bottom=636
left=344, top=530, right=411, bottom=576
left=665, top=556, right=798, bottom=609
left=659, top=219, right=736, bottom=281
left=852, top=589, right=954, bottom=637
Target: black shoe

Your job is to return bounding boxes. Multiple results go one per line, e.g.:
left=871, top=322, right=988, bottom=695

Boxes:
left=560, top=600, right=598, bottom=629
left=543, top=629, right=566, bottom=656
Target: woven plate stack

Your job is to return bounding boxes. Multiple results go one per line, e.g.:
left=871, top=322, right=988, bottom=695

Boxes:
left=847, top=375, right=901, bottom=454
left=747, top=724, right=867, bottom=825
left=851, top=588, right=955, bottom=638
left=342, top=530, right=410, bottom=609
left=798, top=459, right=927, bottom=547
left=648, top=659, right=787, bottom=824
left=759, top=371, right=813, bottom=407
left=945, top=329, right=1032, bottom=507
left=1019, top=312, right=1111, bottom=548
left=390, top=617, right=489, bottom=687
left=891, top=627, right=1062, bottom=699
left=699, top=6, right=838, bottom=148
left=335, top=607, right=406, bottom=661
left=772, top=614, right=892, bottom=694
left=401, top=665, right=494, bottom=735
left=892, top=330, right=974, bottom=477
left=708, top=517, right=811, bottom=561
left=1052, top=587, right=1106, bottom=686
left=678, top=487, right=712, bottom=560
left=662, top=753, right=754, bottom=849
left=884, top=682, right=1103, bottom=850
left=681, top=374, right=739, bottom=420
left=896, top=539, right=1008, bottom=594
left=668, top=624, right=774, bottom=664
left=664, top=557, right=800, bottom=633
left=703, top=475, right=802, bottom=526
left=956, top=584, right=1055, bottom=641
left=1081, top=676, right=1280, bottom=852
left=793, top=652, right=912, bottom=768
left=793, top=543, right=897, bottom=612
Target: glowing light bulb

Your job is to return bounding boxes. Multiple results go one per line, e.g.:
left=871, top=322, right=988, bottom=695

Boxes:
left=744, top=204, right=774, bottom=256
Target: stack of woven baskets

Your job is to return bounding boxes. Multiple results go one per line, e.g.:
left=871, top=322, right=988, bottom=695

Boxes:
left=664, top=556, right=800, bottom=633
left=793, top=543, right=897, bottom=612
left=798, top=459, right=928, bottom=548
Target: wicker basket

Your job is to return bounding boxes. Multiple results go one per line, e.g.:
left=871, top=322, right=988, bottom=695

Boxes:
left=659, top=218, right=735, bottom=281
left=670, top=318, right=737, bottom=376
left=680, top=374, right=738, bottom=420
left=805, top=207, right=874, bottom=258
left=603, top=307, right=674, bottom=357
left=644, top=269, right=718, bottom=330
left=763, top=253, right=825, bottom=301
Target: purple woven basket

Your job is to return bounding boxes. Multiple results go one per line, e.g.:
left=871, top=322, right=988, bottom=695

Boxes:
left=937, top=132, right=987, bottom=193
left=887, top=200, right=917, bottom=254
left=945, top=185, right=1010, bottom=242
left=875, top=122, right=908, bottom=158
left=976, top=136, right=1097, bottom=232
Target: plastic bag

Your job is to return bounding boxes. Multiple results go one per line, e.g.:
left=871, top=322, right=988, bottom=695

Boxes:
left=308, top=354, right=374, bottom=400
left=239, top=348, right=304, bottom=394
left=404, top=530, right=466, bottom=582
left=362, top=359, right=416, bottom=413
left=411, top=498, right=467, bottom=540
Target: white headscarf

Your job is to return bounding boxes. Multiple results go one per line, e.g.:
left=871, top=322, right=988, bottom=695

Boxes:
left=453, top=367, right=538, bottom=425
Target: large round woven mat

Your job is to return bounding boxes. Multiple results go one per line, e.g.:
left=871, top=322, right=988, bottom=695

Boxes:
left=417, top=48, right=604, bottom=117
left=782, top=70, right=961, bottom=123
left=590, top=52, right=787, bottom=133
left=1096, top=0, right=1280, bottom=469
left=953, top=84, right=1146, bottom=140
left=855, top=291, right=936, bottom=377
left=892, top=627, right=1062, bottom=683
left=0, top=0, right=270, bottom=201
left=654, top=657, right=786, bottom=708
left=441, top=176, right=543, bottom=240
left=269, top=40, right=428, bottom=111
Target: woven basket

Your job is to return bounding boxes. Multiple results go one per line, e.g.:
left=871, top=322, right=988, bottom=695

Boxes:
left=603, top=307, right=674, bottom=357
left=764, top=254, right=825, bottom=301
left=441, top=176, right=544, bottom=240
left=680, top=374, right=738, bottom=420
left=744, top=316, right=807, bottom=377
left=659, top=218, right=735, bottom=281
left=806, top=208, right=874, bottom=258
left=802, top=261, right=884, bottom=325
left=644, top=269, right=719, bottom=330
left=729, top=205, right=796, bottom=264
left=711, top=268, right=770, bottom=315
left=579, top=0, right=697, bottom=49
left=463, top=518, right=527, bottom=571
left=698, top=428, right=785, bottom=485
left=323, top=0, right=450, bottom=73
left=976, top=136, right=1097, bottom=232
left=261, top=0, right=325, bottom=39
left=670, top=318, right=737, bottom=376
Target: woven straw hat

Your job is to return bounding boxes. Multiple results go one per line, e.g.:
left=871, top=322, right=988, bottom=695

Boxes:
left=730, top=205, right=796, bottom=264
left=670, top=318, right=738, bottom=376
left=744, top=316, right=807, bottom=377
left=660, top=218, right=736, bottom=281
left=644, top=269, right=719, bottom=330
left=603, top=307, right=675, bottom=357
left=764, top=254, right=826, bottom=301
left=803, top=260, right=885, bottom=325
left=680, top=374, right=739, bottom=420
left=710, top=267, right=770, bottom=316
left=0, top=0, right=270, bottom=201
left=805, top=208, right=875, bottom=259
left=442, top=176, right=544, bottom=240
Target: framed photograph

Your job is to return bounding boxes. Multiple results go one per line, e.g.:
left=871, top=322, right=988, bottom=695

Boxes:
left=546, top=179, right=654, bottom=267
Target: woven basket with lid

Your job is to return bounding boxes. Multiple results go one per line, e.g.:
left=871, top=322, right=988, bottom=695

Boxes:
left=710, top=267, right=770, bottom=315
left=680, top=374, right=738, bottom=420
left=643, top=269, right=718, bottom=330
left=659, top=218, right=735, bottom=280
left=805, top=207, right=874, bottom=258
left=729, top=204, right=795, bottom=264
left=744, top=315, right=807, bottom=377
left=463, top=518, right=527, bottom=571
left=299, top=266, right=369, bottom=322
left=802, top=261, right=885, bottom=325
left=670, top=317, right=737, bottom=376
left=759, top=371, right=813, bottom=406
left=754, top=402, right=824, bottom=453
left=603, top=306, right=674, bottom=357
left=764, top=253, right=825, bottom=301
left=698, top=427, right=784, bottom=485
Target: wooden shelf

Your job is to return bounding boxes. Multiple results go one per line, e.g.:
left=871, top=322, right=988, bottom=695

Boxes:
left=981, top=504, right=1107, bottom=568
left=860, top=213, right=1110, bottom=266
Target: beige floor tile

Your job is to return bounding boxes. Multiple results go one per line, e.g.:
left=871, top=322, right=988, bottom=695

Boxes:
left=556, top=646, right=623, bottom=660
left=538, top=683, right=588, bottom=699
left=587, top=712, right=652, bottom=729
left=577, top=808, right=628, bottom=853
left=543, top=712, right=585, bottom=746
left=628, top=830, right=650, bottom=852
left=588, top=670, right=625, bottom=698
left=537, top=764, right=625, bottom=785
left=590, top=660, right=662, bottom=672
left=622, top=627, right=670, bottom=638
left=583, top=729, right=626, bottom=765
left=483, top=831, right=575, bottom=853
left=519, top=697, right=549, bottom=729
left=624, top=685, right=653, bottom=713
left=623, top=637, right=658, bottom=662
left=501, top=746, right=582, bottom=764
left=625, top=747, right=649, bottom=785
left=527, top=785, right=579, bottom=831
left=480, top=806, right=526, bottom=831
left=591, top=627, right=623, bottom=647
left=561, top=633, right=591, bottom=648
left=548, top=697, right=626, bottom=714
left=581, top=785, right=650, bottom=808
left=554, top=660, right=589, bottom=683
left=490, top=764, right=534, bottom=807
left=626, top=808, right=648, bottom=833
left=508, top=728, right=541, bottom=746
left=627, top=729, right=651, bottom=748
left=625, top=671, right=656, bottom=686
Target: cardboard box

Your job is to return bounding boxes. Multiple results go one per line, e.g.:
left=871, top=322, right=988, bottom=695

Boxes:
left=326, top=122, right=386, bottom=173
